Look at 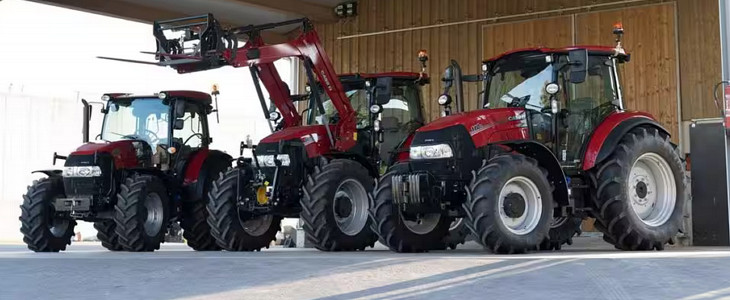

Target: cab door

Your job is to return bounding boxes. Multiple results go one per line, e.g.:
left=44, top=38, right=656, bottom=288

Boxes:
left=555, top=55, right=620, bottom=167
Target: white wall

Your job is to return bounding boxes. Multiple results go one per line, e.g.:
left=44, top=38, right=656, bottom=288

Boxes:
left=0, top=0, right=297, bottom=241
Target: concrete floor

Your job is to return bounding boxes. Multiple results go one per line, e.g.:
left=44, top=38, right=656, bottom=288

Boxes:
left=2, top=237, right=730, bottom=300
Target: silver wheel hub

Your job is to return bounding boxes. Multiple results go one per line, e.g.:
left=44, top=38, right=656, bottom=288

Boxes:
left=628, top=153, right=676, bottom=227
left=498, top=176, right=543, bottom=235
left=241, top=214, right=274, bottom=236
left=402, top=213, right=441, bottom=235
left=143, top=193, right=164, bottom=236
left=49, top=196, right=70, bottom=237
left=333, top=179, right=369, bottom=236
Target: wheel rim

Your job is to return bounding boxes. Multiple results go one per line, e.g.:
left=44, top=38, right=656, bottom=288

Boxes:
left=628, top=152, right=677, bottom=227
left=550, top=216, right=568, bottom=229
left=449, top=218, right=463, bottom=231
left=401, top=213, right=441, bottom=235
left=241, top=215, right=274, bottom=237
left=143, top=193, right=164, bottom=236
left=332, top=178, right=369, bottom=236
left=48, top=198, right=70, bottom=238
left=498, top=176, right=543, bottom=235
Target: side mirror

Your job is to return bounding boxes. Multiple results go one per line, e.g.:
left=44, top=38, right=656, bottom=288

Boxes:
left=174, top=118, right=185, bottom=130
left=442, top=66, right=454, bottom=89
left=568, top=49, right=588, bottom=84
left=174, top=100, right=186, bottom=118
left=374, top=77, right=393, bottom=105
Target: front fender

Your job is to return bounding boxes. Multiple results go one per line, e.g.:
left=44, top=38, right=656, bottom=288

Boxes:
left=31, top=169, right=63, bottom=178
left=582, top=112, right=669, bottom=171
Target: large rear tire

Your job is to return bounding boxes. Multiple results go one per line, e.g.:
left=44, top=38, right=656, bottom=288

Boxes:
left=443, top=218, right=470, bottom=250
left=301, top=158, right=378, bottom=251
left=180, top=159, right=228, bottom=251
left=19, top=177, right=76, bottom=252
left=465, top=154, right=553, bottom=254
left=114, top=174, right=170, bottom=252
left=591, top=127, right=687, bottom=250
left=370, top=164, right=451, bottom=253
left=181, top=201, right=221, bottom=250
left=207, top=169, right=281, bottom=251
left=94, top=220, right=122, bottom=251
left=539, top=215, right=582, bottom=251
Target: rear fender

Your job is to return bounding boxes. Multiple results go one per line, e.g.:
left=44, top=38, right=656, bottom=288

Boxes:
left=500, top=141, right=570, bottom=207
left=327, top=153, right=378, bottom=178
left=185, top=150, right=232, bottom=202
left=31, top=170, right=63, bottom=178
left=582, top=113, right=669, bottom=171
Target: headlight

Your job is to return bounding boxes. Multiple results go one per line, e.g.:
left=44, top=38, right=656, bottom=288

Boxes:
left=269, top=111, right=281, bottom=121
left=63, top=166, right=103, bottom=177
left=438, top=94, right=452, bottom=105
left=256, top=154, right=291, bottom=167
left=409, top=144, right=453, bottom=160
left=369, top=104, right=382, bottom=114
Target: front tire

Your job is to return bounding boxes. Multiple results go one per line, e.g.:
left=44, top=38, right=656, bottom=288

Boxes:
left=207, top=169, right=281, bottom=251
left=19, top=177, right=76, bottom=252
left=114, top=174, right=170, bottom=252
left=591, top=127, right=687, bottom=251
left=370, top=164, right=451, bottom=253
left=464, top=154, right=553, bottom=254
left=301, top=158, right=378, bottom=251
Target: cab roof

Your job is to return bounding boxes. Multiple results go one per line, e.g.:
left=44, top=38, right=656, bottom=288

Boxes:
left=338, top=72, right=429, bottom=83
left=106, top=90, right=212, bottom=105
left=485, top=46, right=625, bottom=63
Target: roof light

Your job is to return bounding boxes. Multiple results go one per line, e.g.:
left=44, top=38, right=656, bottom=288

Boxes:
left=101, top=95, right=111, bottom=101
left=158, top=92, right=168, bottom=100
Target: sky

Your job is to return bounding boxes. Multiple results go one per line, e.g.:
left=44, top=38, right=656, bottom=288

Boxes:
left=0, top=0, right=297, bottom=240
left=0, top=0, right=290, bottom=144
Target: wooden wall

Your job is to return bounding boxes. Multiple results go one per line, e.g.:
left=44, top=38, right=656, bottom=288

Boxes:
left=311, top=0, right=721, bottom=135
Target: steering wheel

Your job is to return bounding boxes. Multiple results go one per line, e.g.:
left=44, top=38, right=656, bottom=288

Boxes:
left=122, top=129, right=159, bottom=146
left=504, top=93, right=531, bottom=108
left=183, top=133, right=204, bottom=148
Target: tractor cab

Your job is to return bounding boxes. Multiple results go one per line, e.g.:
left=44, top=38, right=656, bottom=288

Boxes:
left=94, top=91, right=212, bottom=171
left=479, top=46, right=628, bottom=167
left=305, top=72, right=428, bottom=166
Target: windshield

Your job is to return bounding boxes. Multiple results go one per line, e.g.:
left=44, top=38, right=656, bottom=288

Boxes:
left=487, top=59, right=553, bottom=111
left=101, top=98, right=170, bottom=150
left=307, top=80, right=423, bottom=130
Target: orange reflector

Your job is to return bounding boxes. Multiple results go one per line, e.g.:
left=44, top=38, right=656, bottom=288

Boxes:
left=256, top=186, right=268, bottom=205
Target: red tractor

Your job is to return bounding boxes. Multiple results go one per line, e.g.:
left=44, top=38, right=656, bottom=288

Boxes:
left=371, top=24, right=688, bottom=253
left=19, top=91, right=232, bottom=252
left=104, top=15, right=454, bottom=251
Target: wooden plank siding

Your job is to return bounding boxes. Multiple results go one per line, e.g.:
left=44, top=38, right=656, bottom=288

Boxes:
left=575, top=3, right=680, bottom=139
left=306, top=0, right=720, bottom=128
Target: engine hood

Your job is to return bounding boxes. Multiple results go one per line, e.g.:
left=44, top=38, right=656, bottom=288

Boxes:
left=259, top=125, right=333, bottom=158
left=68, top=140, right=144, bottom=169
left=414, top=108, right=529, bottom=148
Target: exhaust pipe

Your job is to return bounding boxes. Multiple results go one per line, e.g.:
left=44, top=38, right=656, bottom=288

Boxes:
left=81, top=99, right=91, bottom=143
left=450, top=60, right=465, bottom=113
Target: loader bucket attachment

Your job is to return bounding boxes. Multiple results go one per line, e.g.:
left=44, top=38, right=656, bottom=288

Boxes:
left=152, top=14, right=232, bottom=73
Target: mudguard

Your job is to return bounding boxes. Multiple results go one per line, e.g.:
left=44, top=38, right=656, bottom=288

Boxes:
left=185, top=149, right=232, bottom=202
left=582, top=112, right=669, bottom=171
left=31, top=170, right=63, bottom=178
left=501, top=141, right=570, bottom=207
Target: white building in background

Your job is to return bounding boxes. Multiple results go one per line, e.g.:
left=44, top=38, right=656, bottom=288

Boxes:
left=0, top=0, right=298, bottom=242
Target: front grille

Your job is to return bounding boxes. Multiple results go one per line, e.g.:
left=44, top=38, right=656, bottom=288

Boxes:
left=63, top=153, right=113, bottom=197
left=63, top=177, right=105, bottom=196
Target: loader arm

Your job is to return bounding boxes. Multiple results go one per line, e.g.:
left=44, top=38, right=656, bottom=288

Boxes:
left=112, top=14, right=358, bottom=152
